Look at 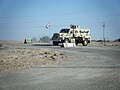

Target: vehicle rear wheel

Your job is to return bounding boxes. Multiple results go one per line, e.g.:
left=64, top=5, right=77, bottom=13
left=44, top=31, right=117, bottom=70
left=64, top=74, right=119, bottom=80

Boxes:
left=75, top=40, right=79, bottom=46
left=82, top=39, right=88, bottom=46
left=53, top=41, right=59, bottom=45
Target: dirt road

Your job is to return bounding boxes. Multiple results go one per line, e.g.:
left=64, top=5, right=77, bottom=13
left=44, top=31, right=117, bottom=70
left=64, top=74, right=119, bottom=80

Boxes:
left=0, top=42, right=120, bottom=90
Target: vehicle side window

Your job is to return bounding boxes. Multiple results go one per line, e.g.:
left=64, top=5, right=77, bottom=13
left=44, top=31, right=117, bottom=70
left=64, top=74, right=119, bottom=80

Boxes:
left=80, top=31, right=84, bottom=33
left=75, top=30, right=78, bottom=33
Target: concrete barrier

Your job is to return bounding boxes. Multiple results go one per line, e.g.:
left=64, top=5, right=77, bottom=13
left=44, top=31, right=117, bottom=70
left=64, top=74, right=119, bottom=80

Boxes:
left=61, top=43, right=76, bottom=47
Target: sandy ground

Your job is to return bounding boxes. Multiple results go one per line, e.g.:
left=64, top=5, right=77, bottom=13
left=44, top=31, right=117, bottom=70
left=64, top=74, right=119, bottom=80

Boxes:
left=0, top=40, right=119, bottom=73
left=0, top=41, right=120, bottom=90
left=0, top=41, right=67, bottom=73
left=89, top=41, right=120, bottom=46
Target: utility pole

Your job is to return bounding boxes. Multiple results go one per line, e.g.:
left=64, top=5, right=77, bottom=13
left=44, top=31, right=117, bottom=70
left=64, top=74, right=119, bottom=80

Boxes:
left=103, top=22, right=105, bottom=46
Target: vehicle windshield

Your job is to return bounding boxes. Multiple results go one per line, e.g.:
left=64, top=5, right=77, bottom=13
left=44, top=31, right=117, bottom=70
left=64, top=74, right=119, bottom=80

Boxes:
left=60, top=29, right=70, bottom=33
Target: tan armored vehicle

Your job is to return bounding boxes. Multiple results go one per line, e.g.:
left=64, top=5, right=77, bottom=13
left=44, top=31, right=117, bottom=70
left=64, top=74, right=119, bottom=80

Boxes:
left=52, top=25, right=91, bottom=46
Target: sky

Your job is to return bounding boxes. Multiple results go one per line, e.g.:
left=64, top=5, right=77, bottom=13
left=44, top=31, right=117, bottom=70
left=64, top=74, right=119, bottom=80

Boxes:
left=0, top=0, right=120, bottom=40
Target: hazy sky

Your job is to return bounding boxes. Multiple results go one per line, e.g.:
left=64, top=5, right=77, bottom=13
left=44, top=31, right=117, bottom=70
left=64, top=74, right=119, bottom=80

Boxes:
left=0, top=0, right=120, bottom=40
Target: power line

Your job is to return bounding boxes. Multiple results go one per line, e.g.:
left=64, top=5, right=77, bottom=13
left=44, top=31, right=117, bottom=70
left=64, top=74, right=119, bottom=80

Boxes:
left=0, top=8, right=120, bottom=19
left=0, top=14, right=120, bottom=25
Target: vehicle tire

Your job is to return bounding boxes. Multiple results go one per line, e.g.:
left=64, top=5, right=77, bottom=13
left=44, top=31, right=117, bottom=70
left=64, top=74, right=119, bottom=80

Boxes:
left=75, top=40, right=79, bottom=46
left=82, top=39, right=88, bottom=46
left=53, top=41, right=59, bottom=45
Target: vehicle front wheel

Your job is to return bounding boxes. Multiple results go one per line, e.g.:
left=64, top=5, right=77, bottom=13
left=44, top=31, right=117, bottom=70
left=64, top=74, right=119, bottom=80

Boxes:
left=53, top=41, right=59, bottom=45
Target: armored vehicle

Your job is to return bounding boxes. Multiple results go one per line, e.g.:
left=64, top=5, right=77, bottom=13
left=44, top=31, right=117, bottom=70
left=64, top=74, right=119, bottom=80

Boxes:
left=52, top=25, right=91, bottom=46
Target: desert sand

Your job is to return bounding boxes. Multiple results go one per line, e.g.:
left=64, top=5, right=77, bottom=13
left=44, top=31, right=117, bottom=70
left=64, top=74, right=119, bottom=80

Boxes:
left=0, top=41, right=67, bottom=73
left=0, top=40, right=120, bottom=73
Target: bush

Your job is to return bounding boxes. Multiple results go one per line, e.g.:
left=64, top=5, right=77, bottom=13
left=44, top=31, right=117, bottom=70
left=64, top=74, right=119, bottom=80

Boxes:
left=114, top=38, right=120, bottom=42
left=96, top=40, right=103, bottom=42
left=0, top=44, right=3, bottom=47
left=39, top=36, right=51, bottom=42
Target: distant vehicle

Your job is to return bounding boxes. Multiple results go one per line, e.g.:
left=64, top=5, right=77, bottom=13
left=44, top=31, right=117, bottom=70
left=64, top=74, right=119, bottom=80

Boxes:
left=52, top=24, right=91, bottom=46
